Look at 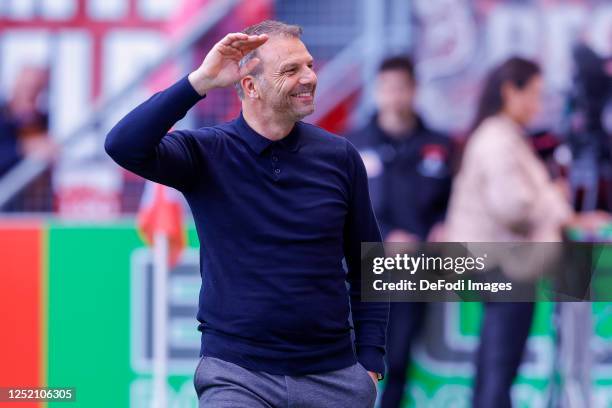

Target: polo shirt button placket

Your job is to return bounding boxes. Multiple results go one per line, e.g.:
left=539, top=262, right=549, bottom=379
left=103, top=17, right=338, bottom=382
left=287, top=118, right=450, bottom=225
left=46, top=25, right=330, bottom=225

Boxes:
left=271, top=150, right=281, bottom=181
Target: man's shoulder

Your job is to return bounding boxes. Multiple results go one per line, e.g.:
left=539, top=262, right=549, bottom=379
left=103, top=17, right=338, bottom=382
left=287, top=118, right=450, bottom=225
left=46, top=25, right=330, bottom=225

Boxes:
left=298, top=121, right=350, bottom=149
left=297, top=122, right=360, bottom=167
left=344, top=122, right=379, bottom=150
left=193, top=119, right=236, bottom=135
left=168, top=120, right=239, bottom=158
left=188, top=119, right=239, bottom=142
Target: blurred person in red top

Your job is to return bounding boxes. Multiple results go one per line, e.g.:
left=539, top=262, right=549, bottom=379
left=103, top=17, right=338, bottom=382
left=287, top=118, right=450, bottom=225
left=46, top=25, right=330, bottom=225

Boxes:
left=0, top=65, right=57, bottom=211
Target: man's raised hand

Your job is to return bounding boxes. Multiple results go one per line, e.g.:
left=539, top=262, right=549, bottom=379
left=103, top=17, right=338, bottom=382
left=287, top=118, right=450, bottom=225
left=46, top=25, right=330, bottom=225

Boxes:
left=188, top=33, right=268, bottom=96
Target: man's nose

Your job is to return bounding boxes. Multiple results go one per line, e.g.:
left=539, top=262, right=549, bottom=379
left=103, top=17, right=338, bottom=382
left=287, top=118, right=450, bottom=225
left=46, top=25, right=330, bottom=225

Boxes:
left=299, top=70, right=316, bottom=85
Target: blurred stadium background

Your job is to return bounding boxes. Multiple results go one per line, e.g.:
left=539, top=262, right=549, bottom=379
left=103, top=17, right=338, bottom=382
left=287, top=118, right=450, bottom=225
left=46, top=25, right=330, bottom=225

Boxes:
left=0, top=0, right=611, bottom=407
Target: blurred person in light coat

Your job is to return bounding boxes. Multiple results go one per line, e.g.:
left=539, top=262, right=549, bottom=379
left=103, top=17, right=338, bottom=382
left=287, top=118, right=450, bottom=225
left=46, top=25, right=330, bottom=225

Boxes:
left=445, top=56, right=607, bottom=408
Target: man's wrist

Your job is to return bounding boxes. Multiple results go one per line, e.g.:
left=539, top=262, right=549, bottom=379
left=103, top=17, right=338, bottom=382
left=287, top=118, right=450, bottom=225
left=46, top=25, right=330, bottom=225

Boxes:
left=187, top=70, right=214, bottom=96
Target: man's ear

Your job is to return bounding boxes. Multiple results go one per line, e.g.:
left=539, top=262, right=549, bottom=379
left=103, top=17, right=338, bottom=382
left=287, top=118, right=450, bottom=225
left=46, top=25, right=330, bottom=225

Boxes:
left=241, top=76, right=258, bottom=99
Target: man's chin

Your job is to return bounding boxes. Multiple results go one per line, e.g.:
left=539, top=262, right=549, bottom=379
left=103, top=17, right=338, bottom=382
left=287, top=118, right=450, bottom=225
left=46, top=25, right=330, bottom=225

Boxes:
left=295, top=105, right=315, bottom=120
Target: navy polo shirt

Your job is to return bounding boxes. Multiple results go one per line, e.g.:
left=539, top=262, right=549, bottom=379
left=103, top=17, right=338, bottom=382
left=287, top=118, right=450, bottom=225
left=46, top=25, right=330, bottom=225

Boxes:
left=105, top=76, right=388, bottom=375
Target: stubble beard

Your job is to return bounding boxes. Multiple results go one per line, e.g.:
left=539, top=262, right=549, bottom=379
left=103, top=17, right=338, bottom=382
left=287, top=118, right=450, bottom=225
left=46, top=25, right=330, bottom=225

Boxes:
left=270, top=94, right=314, bottom=122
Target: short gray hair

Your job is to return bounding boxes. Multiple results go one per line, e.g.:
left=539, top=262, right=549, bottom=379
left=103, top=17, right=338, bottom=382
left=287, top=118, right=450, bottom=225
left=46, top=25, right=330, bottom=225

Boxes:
left=235, top=20, right=303, bottom=99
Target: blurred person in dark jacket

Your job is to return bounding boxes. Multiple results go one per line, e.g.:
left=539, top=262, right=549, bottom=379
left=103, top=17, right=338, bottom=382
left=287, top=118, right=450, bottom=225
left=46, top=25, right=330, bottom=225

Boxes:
left=347, top=56, right=453, bottom=408
left=0, top=65, right=57, bottom=211
left=348, top=56, right=452, bottom=242
left=0, top=111, right=22, bottom=177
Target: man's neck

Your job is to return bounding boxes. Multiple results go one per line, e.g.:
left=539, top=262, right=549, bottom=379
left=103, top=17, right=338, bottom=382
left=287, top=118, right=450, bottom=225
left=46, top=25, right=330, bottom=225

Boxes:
left=377, top=111, right=416, bottom=139
left=242, top=106, right=295, bottom=141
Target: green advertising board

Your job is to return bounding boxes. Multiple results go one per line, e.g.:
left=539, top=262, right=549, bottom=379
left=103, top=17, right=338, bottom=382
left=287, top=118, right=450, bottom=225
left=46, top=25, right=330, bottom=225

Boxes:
left=2, top=221, right=612, bottom=407
left=46, top=223, right=201, bottom=408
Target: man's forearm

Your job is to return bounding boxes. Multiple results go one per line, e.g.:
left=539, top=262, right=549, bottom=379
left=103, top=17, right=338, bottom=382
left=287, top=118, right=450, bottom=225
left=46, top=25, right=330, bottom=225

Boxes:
left=104, top=76, right=203, bottom=170
left=351, top=297, right=389, bottom=376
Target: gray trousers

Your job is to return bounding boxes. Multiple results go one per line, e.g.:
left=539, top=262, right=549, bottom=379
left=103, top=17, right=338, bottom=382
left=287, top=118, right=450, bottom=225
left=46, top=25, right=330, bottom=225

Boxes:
left=193, top=356, right=378, bottom=408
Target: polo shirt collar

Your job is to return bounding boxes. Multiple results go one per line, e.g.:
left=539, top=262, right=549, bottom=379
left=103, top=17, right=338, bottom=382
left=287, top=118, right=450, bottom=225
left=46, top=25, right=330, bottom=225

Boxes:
left=236, top=111, right=301, bottom=155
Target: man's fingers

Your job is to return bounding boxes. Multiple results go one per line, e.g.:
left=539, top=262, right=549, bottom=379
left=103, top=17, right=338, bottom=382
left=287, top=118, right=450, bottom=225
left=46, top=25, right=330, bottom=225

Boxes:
left=214, top=34, right=268, bottom=61
left=215, top=43, right=243, bottom=59
left=239, top=57, right=261, bottom=77
left=221, top=33, right=266, bottom=47
left=230, top=34, right=268, bottom=52
left=220, top=32, right=248, bottom=45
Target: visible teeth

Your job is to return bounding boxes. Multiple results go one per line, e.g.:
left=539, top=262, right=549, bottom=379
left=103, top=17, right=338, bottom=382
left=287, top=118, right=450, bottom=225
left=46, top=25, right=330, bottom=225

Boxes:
left=294, top=93, right=311, bottom=97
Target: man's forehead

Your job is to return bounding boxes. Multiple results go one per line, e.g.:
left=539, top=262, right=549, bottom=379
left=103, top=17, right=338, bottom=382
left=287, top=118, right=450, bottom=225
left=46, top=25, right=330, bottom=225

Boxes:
left=258, top=36, right=313, bottom=68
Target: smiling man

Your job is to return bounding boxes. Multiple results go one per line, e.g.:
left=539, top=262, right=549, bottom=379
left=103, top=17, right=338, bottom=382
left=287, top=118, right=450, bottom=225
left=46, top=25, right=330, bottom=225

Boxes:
left=105, top=20, right=387, bottom=408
